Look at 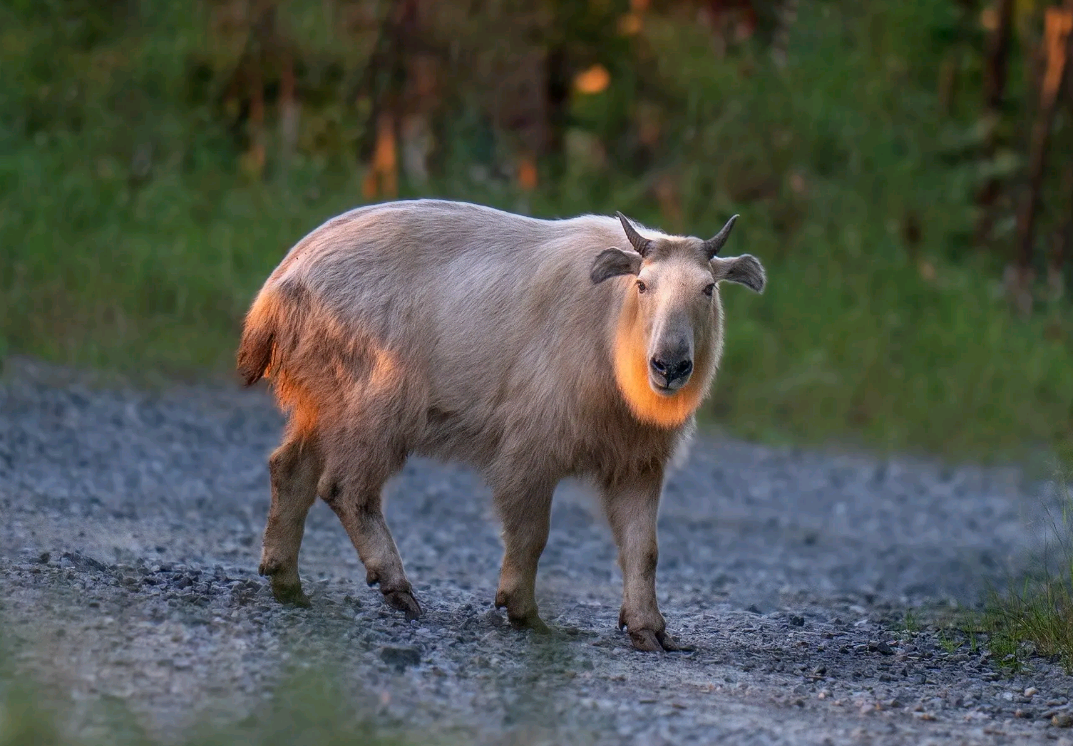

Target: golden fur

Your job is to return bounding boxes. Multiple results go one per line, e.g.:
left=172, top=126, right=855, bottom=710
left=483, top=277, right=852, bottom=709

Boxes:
left=237, top=198, right=765, bottom=650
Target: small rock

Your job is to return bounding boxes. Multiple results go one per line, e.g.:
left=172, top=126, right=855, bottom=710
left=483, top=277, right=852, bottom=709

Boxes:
left=869, top=641, right=893, bottom=655
left=380, top=646, right=421, bottom=671
left=1053, top=713, right=1073, bottom=728
left=789, top=615, right=805, bottom=627
left=1025, top=687, right=1038, bottom=698
left=61, top=551, right=108, bottom=573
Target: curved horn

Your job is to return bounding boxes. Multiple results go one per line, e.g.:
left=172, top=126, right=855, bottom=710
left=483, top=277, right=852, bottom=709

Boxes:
left=704, top=214, right=740, bottom=258
left=616, top=211, right=652, bottom=257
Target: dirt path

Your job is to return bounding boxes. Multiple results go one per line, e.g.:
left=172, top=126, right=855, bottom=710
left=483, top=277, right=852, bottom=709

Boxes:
left=1, top=358, right=1070, bottom=746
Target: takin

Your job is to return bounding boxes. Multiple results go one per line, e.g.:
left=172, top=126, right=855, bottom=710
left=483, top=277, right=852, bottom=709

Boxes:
left=236, top=198, right=765, bottom=651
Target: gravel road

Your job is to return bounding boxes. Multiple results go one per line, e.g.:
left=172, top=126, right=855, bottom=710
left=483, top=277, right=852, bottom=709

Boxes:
left=2, top=357, right=1071, bottom=746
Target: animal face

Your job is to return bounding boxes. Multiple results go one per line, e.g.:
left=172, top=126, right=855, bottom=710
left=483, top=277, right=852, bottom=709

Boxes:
left=632, top=255, right=714, bottom=393
left=590, top=212, right=765, bottom=398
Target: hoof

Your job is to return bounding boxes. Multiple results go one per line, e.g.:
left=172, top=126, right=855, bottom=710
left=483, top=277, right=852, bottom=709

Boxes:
left=627, top=628, right=684, bottom=652
left=260, top=561, right=311, bottom=608
left=384, top=589, right=422, bottom=622
left=508, top=613, right=552, bottom=635
left=257, top=560, right=276, bottom=577
left=494, top=590, right=549, bottom=634
left=270, top=581, right=311, bottom=608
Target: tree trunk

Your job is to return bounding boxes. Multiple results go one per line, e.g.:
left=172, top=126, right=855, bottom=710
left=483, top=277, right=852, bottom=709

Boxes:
left=352, top=0, right=411, bottom=173
left=1049, top=160, right=1073, bottom=301
left=1009, top=4, right=1073, bottom=316
left=973, top=0, right=1015, bottom=248
left=278, top=46, right=299, bottom=174
left=247, top=43, right=266, bottom=177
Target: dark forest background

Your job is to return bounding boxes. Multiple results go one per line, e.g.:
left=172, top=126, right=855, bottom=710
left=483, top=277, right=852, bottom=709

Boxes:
left=2, top=0, right=1073, bottom=461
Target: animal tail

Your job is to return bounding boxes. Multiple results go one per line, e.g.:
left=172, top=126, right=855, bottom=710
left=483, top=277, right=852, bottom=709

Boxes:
left=236, top=285, right=285, bottom=387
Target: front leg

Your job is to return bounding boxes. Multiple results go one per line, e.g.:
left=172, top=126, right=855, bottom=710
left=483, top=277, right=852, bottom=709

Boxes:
left=602, top=467, right=681, bottom=652
left=492, top=479, right=555, bottom=633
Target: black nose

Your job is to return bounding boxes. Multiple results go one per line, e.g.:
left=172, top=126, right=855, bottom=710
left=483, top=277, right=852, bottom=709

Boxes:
left=650, top=356, right=693, bottom=385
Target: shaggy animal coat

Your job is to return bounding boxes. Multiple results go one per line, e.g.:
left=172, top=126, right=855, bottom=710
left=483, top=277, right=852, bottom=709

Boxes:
left=237, top=198, right=764, bottom=651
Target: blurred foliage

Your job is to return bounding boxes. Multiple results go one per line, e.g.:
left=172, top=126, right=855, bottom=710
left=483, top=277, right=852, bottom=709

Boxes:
left=0, top=625, right=578, bottom=746
left=0, top=653, right=430, bottom=746
left=0, top=0, right=1071, bottom=461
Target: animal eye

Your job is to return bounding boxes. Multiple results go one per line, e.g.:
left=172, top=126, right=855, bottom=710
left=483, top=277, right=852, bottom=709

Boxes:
left=636, top=280, right=647, bottom=294
left=703, top=283, right=715, bottom=297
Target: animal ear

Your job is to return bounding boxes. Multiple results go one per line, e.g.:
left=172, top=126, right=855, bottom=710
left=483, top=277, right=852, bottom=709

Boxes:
left=711, top=254, right=765, bottom=293
left=590, top=247, right=642, bottom=284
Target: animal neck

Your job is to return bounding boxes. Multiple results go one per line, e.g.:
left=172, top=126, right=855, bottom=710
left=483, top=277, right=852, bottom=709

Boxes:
left=610, top=296, right=719, bottom=430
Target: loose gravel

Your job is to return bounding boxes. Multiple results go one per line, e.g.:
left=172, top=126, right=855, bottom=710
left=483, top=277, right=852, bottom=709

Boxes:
left=1, top=357, right=1071, bottom=746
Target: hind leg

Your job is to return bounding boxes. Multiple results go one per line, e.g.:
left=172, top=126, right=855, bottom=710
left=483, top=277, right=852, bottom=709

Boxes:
left=319, top=440, right=421, bottom=621
left=258, top=434, right=323, bottom=607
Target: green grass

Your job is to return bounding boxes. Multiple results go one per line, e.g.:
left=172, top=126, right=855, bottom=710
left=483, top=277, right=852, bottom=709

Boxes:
left=911, top=453, right=1073, bottom=673
left=900, top=609, right=921, bottom=636
left=0, top=665, right=428, bottom=746
left=2, top=0, right=1071, bottom=463
left=979, top=455, right=1073, bottom=673
left=0, top=623, right=485, bottom=746
left=0, top=627, right=578, bottom=746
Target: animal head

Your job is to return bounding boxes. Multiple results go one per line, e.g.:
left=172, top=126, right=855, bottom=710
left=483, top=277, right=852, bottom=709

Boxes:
left=589, top=211, right=765, bottom=427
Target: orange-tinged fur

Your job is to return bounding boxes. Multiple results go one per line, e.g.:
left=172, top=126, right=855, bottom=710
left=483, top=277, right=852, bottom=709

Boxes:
left=235, top=198, right=765, bottom=649
left=611, top=290, right=722, bottom=429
